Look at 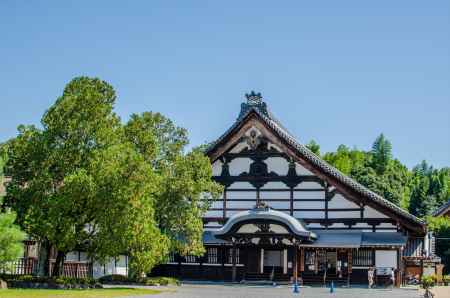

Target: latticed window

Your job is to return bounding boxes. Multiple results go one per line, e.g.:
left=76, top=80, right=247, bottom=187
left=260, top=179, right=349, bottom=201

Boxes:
left=226, top=248, right=240, bottom=264
left=207, top=247, right=218, bottom=264
left=305, top=250, right=315, bottom=265
left=184, top=255, right=197, bottom=263
left=352, top=249, right=374, bottom=266
left=168, top=252, right=176, bottom=263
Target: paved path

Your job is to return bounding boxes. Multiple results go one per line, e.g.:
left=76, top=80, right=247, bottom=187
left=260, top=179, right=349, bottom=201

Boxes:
left=125, top=284, right=422, bottom=298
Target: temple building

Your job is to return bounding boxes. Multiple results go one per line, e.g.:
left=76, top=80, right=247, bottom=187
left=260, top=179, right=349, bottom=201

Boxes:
left=153, top=92, right=432, bottom=285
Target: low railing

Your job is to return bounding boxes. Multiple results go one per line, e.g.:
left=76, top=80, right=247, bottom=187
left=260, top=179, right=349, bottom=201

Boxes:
left=49, top=260, right=92, bottom=278
left=1, top=257, right=38, bottom=275
left=1, top=257, right=92, bottom=278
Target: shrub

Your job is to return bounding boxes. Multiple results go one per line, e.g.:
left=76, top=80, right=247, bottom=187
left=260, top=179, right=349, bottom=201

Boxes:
left=140, top=276, right=179, bottom=286
left=443, top=275, right=450, bottom=286
left=98, top=274, right=131, bottom=284
left=421, top=275, right=435, bottom=289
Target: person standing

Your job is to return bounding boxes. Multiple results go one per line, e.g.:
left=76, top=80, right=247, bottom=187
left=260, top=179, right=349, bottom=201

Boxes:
left=368, top=267, right=374, bottom=288
left=390, top=268, right=395, bottom=290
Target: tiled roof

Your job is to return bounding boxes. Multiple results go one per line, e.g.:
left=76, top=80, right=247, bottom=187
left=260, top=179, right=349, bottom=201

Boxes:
left=207, top=100, right=425, bottom=228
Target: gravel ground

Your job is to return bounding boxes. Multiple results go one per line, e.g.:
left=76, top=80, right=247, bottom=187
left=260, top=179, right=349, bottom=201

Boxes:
left=123, top=284, right=422, bottom=298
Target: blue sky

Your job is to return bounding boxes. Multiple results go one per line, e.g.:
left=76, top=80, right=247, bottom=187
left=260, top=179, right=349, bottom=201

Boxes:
left=0, top=1, right=449, bottom=168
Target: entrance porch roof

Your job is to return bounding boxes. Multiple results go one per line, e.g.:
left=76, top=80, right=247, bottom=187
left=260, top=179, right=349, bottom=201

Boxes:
left=213, top=205, right=317, bottom=241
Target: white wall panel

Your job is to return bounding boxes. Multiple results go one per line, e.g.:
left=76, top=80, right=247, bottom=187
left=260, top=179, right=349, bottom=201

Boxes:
left=295, top=182, right=322, bottom=189
left=267, top=201, right=290, bottom=210
left=204, top=210, right=222, bottom=217
left=260, top=191, right=290, bottom=200
left=261, top=182, right=288, bottom=189
left=266, top=157, right=289, bottom=175
left=210, top=200, right=223, bottom=209
left=328, top=194, right=360, bottom=208
left=227, top=190, right=256, bottom=199
left=353, top=223, right=372, bottom=228
left=328, top=211, right=360, bottom=218
left=227, top=201, right=256, bottom=209
left=228, top=182, right=254, bottom=190
left=229, top=158, right=252, bottom=175
left=293, top=191, right=325, bottom=200
left=294, top=211, right=325, bottom=219
left=328, top=223, right=347, bottom=228
left=295, top=163, right=314, bottom=175
left=212, top=160, right=223, bottom=176
left=66, top=251, right=79, bottom=261
left=364, top=206, right=389, bottom=218
left=293, top=200, right=324, bottom=209
left=375, top=250, right=397, bottom=269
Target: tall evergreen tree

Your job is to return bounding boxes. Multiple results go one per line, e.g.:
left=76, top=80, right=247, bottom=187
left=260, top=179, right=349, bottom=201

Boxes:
left=371, top=133, right=392, bottom=175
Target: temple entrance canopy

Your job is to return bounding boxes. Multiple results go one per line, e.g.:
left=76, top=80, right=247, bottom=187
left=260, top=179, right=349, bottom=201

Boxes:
left=214, top=202, right=317, bottom=245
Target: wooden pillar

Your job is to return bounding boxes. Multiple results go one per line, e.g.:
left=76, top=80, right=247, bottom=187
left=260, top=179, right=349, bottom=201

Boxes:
left=221, top=245, right=225, bottom=281
left=293, top=246, right=298, bottom=283
left=290, top=187, right=294, bottom=216
left=223, top=187, right=227, bottom=219
left=348, top=248, right=352, bottom=287
left=231, top=242, right=237, bottom=282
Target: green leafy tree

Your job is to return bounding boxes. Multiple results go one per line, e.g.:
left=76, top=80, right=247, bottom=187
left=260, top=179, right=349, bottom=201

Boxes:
left=0, top=150, right=26, bottom=272
left=305, top=140, right=320, bottom=155
left=427, top=216, right=450, bottom=274
left=5, top=77, right=222, bottom=277
left=4, top=77, right=163, bottom=276
left=124, top=112, right=223, bottom=257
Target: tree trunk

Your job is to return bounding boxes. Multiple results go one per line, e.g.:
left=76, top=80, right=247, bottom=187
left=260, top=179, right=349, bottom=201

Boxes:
left=52, top=250, right=65, bottom=277
left=36, top=241, right=51, bottom=277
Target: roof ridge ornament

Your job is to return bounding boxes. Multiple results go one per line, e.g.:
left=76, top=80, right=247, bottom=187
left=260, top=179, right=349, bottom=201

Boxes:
left=239, top=91, right=269, bottom=119
left=245, top=91, right=262, bottom=105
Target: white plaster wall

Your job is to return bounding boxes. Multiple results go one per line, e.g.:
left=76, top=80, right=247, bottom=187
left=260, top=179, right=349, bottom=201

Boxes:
left=375, top=250, right=397, bottom=269
left=204, top=210, right=222, bottom=217
left=295, top=163, right=314, bottom=175
left=328, top=194, right=360, bottom=208
left=328, top=211, right=360, bottom=218
left=293, top=191, right=325, bottom=200
left=115, top=255, right=128, bottom=276
left=353, top=223, right=372, bottom=228
left=212, top=160, right=223, bottom=176
left=265, top=157, right=289, bottom=175
left=228, top=182, right=254, bottom=190
left=364, top=206, right=389, bottom=218
left=293, top=200, right=324, bottom=209
left=294, top=211, right=325, bottom=219
left=92, top=261, right=104, bottom=279
left=328, top=223, right=347, bottom=228
left=307, top=223, right=322, bottom=228
left=79, top=252, right=88, bottom=262
left=229, top=158, right=252, bottom=175
left=65, top=252, right=79, bottom=261
left=261, top=182, right=288, bottom=189
left=266, top=201, right=290, bottom=210
left=227, top=201, right=256, bottom=209
left=260, top=190, right=290, bottom=200
left=210, top=200, right=223, bottom=209
left=295, top=182, right=323, bottom=189
left=227, top=190, right=256, bottom=199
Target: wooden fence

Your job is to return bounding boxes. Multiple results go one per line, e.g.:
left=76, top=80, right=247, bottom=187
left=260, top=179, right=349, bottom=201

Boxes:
left=1, top=257, right=92, bottom=278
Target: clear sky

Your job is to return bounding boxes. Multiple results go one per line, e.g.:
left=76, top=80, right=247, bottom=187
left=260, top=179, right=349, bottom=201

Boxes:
left=0, top=1, right=449, bottom=168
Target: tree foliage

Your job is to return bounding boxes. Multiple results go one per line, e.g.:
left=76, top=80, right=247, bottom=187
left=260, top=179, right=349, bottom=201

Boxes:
left=318, top=134, right=448, bottom=213
left=3, top=77, right=221, bottom=277
left=0, top=151, right=26, bottom=271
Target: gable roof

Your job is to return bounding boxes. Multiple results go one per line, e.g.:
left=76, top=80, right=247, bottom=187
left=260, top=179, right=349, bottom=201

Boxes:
left=433, top=199, right=450, bottom=217
left=207, top=94, right=425, bottom=232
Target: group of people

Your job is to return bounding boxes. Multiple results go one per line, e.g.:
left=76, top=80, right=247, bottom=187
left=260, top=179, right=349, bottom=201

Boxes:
left=368, top=267, right=396, bottom=289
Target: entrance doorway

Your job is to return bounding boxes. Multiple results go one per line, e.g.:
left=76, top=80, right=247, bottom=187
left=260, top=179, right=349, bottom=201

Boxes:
left=263, top=249, right=283, bottom=275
